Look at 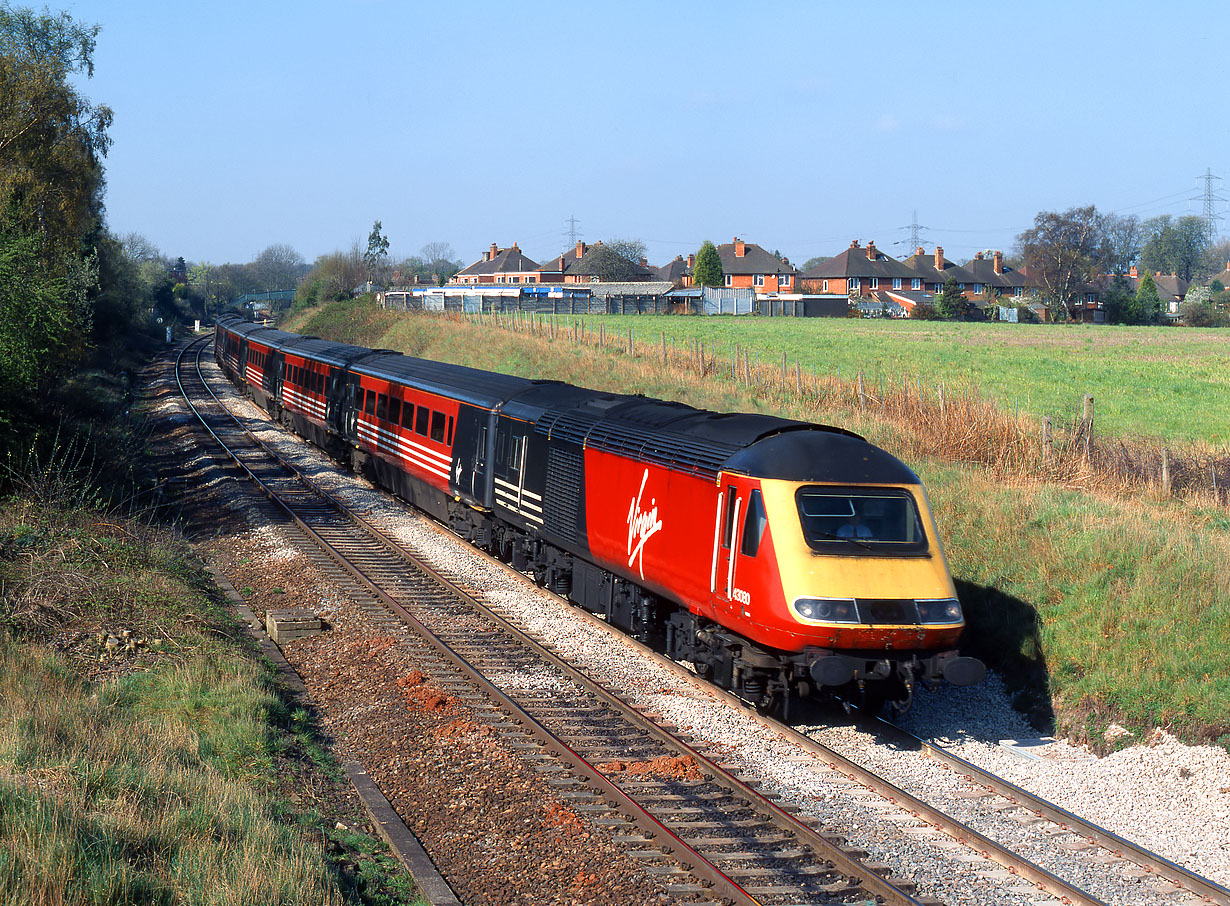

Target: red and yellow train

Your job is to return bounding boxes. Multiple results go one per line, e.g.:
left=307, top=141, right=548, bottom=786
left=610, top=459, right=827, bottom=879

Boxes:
left=215, top=313, right=983, bottom=715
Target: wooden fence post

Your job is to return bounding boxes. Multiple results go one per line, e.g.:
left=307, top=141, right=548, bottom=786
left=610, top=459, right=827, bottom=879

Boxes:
left=1082, top=393, right=1094, bottom=460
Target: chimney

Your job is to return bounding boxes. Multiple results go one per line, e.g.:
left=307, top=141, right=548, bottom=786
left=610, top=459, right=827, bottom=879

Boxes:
left=934, top=247, right=944, bottom=272
left=974, top=251, right=984, bottom=260
left=511, top=241, right=518, bottom=250
left=686, top=253, right=695, bottom=269
left=867, top=241, right=877, bottom=261
left=640, top=256, right=648, bottom=267
left=850, top=240, right=861, bottom=249
left=489, top=242, right=498, bottom=261
left=575, top=240, right=585, bottom=259
left=734, top=237, right=746, bottom=257
left=993, top=250, right=1003, bottom=275
left=1129, top=264, right=1138, bottom=278
left=916, top=246, right=924, bottom=257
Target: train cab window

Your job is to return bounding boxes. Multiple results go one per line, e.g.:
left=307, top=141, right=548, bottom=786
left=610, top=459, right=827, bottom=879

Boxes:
left=795, top=487, right=928, bottom=555
left=494, top=429, right=506, bottom=464
left=415, top=406, right=430, bottom=436
left=722, top=485, right=738, bottom=548
left=388, top=397, right=401, bottom=426
left=401, top=402, right=416, bottom=430
left=363, top=388, right=376, bottom=416
left=376, top=394, right=388, bottom=421
left=507, top=434, right=523, bottom=470
left=740, top=490, right=767, bottom=558
left=447, top=416, right=454, bottom=446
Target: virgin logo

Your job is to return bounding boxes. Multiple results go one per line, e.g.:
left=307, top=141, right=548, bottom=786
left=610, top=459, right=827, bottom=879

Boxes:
left=626, top=469, right=663, bottom=579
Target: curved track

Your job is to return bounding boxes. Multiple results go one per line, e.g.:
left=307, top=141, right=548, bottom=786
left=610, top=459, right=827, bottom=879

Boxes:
left=180, top=334, right=1230, bottom=906
left=178, top=336, right=931, bottom=905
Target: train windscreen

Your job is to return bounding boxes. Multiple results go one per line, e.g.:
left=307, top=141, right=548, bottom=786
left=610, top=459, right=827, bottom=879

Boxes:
left=795, top=487, right=928, bottom=554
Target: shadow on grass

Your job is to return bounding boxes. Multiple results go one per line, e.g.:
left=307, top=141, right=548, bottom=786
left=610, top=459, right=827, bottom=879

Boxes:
left=956, top=577, right=1053, bottom=733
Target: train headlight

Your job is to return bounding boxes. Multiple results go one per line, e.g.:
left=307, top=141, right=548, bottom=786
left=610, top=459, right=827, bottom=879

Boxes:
left=916, top=598, right=963, bottom=624
left=792, top=597, right=859, bottom=623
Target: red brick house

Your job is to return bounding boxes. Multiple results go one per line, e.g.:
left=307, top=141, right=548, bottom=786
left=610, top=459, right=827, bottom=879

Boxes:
left=800, top=240, right=914, bottom=296
left=962, top=250, right=1029, bottom=302
left=702, top=237, right=797, bottom=292
left=451, top=243, right=542, bottom=285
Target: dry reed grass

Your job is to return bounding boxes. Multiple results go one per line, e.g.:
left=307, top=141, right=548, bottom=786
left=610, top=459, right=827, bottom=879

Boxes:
left=464, top=310, right=1227, bottom=507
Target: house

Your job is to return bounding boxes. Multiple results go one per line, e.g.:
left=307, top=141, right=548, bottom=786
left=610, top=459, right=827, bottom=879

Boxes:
left=708, top=237, right=798, bottom=292
left=653, top=255, right=692, bottom=287
left=1126, top=266, right=1189, bottom=320
left=962, top=250, right=1029, bottom=302
left=799, top=240, right=914, bottom=296
left=450, top=242, right=542, bottom=285
left=535, top=240, right=654, bottom=284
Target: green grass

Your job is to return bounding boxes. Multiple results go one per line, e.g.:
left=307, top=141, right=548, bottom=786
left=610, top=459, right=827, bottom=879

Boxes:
left=285, top=301, right=1230, bottom=748
left=0, top=495, right=424, bottom=905
left=557, top=315, right=1230, bottom=445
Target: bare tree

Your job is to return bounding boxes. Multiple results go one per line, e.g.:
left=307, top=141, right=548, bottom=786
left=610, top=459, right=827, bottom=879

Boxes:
left=119, top=231, right=160, bottom=264
left=1018, top=206, right=1111, bottom=320
left=252, top=243, right=305, bottom=292
left=1103, top=213, right=1142, bottom=276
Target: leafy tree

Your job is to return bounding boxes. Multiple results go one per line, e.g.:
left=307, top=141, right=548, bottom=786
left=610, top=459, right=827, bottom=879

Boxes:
left=1177, top=286, right=1220, bottom=327
left=1100, top=275, right=1137, bottom=324
left=935, top=277, right=966, bottom=319
left=363, top=220, right=389, bottom=282
left=1212, top=279, right=1225, bottom=293
left=692, top=240, right=723, bottom=288
left=1017, top=205, right=1111, bottom=321
left=1135, top=273, right=1161, bottom=324
left=1140, top=215, right=1211, bottom=282
left=909, top=300, right=942, bottom=320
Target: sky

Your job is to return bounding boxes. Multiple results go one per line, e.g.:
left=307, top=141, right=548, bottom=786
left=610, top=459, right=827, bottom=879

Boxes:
left=62, top=0, right=1230, bottom=271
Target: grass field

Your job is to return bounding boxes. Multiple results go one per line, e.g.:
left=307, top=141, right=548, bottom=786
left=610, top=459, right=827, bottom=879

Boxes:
left=285, top=300, right=1230, bottom=749
left=558, top=315, right=1230, bottom=446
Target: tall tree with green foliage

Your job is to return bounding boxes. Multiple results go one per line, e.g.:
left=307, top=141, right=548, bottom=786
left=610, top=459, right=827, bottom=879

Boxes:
left=1140, top=215, right=1211, bottom=282
left=1100, top=275, right=1138, bottom=324
left=1135, top=273, right=1161, bottom=324
left=935, top=277, right=966, bottom=319
left=363, top=220, right=389, bottom=282
left=1, top=3, right=110, bottom=432
left=692, top=240, right=723, bottom=287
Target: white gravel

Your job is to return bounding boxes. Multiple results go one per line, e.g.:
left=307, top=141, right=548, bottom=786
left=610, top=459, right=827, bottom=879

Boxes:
left=202, top=355, right=1230, bottom=905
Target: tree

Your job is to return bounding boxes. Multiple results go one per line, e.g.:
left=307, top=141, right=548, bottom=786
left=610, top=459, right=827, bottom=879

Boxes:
left=1017, top=205, right=1111, bottom=321
left=1177, top=286, right=1223, bottom=327
left=1140, top=215, right=1211, bottom=282
left=0, top=4, right=111, bottom=254
left=572, top=239, right=649, bottom=282
left=1135, top=273, right=1161, bottom=324
left=1103, top=213, right=1142, bottom=276
left=1100, top=275, right=1137, bottom=324
left=692, top=240, right=723, bottom=287
left=363, top=220, right=389, bottom=282
left=419, top=241, right=461, bottom=285
left=935, top=277, right=966, bottom=319
left=252, top=242, right=304, bottom=291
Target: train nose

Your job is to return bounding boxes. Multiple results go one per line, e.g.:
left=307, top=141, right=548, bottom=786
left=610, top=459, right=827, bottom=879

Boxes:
left=941, top=656, right=986, bottom=686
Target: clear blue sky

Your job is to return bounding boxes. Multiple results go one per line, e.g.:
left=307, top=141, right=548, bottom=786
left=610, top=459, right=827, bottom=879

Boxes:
left=66, top=0, right=1230, bottom=270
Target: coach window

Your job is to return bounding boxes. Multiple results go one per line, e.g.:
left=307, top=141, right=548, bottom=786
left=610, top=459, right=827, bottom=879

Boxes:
left=364, top=388, right=376, bottom=416
left=740, top=490, right=767, bottom=557
left=415, top=405, right=430, bottom=436
left=355, top=387, right=365, bottom=411
left=388, top=397, right=401, bottom=426
left=401, top=402, right=415, bottom=430
left=376, top=394, right=388, bottom=421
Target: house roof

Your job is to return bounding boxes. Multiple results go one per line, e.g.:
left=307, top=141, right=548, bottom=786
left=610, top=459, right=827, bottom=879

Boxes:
left=653, top=255, right=690, bottom=284
left=1130, top=273, right=1189, bottom=299
left=800, top=241, right=913, bottom=280
left=455, top=243, right=540, bottom=277
left=962, top=252, right=1029, bottom=289
left=899, top=247, right=977, bottom=285
left=716, top=237, right=797, bottom=275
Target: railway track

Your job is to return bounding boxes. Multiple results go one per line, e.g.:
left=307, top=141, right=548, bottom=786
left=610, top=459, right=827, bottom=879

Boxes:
left=178, top=334, right=1230, bottom=906
left=177, top=336, right=932, bottom=904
